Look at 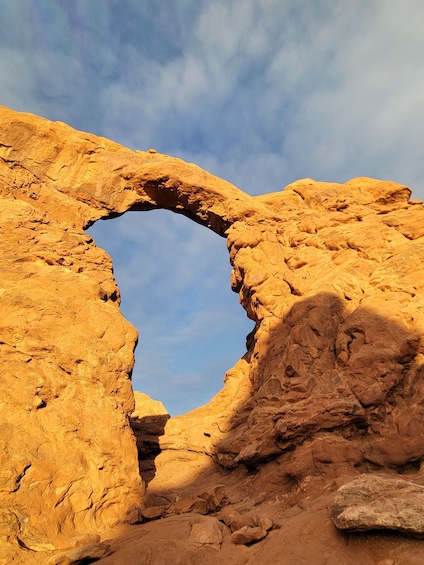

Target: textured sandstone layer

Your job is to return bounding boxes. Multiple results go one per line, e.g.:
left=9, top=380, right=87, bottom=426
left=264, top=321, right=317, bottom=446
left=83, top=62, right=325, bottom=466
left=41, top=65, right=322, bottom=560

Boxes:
left=1, top=105, right=424, bottom=563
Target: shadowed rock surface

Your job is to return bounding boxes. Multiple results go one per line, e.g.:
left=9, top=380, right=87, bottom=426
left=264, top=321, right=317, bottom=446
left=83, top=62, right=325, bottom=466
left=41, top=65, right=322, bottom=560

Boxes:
left=1, top=105, right=424, bottom=563
left=130, top=392, right=170, bottom=484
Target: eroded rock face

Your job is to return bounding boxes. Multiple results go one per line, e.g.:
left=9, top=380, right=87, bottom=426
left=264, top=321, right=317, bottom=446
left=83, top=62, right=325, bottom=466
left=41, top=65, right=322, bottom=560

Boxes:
left=215, top=178, right=424, bottom=466
left=0, top=170, right=144, bottom=552
left=1, top=105, right=424, bottom=563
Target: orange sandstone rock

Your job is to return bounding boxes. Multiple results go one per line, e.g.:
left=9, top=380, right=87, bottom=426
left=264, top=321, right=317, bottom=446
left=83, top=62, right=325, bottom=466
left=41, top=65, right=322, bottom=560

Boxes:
left=2, top=105, right=424, bottom=563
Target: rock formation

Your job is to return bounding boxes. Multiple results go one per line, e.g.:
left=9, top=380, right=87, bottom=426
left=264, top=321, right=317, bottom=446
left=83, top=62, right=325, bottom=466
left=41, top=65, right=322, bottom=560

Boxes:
left=1, top=105, right=424, bottom=563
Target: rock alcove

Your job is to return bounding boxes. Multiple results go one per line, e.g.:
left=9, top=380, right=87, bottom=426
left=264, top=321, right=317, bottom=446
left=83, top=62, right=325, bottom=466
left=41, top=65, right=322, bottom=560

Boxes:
left=2, top=106, right=424, bottom=564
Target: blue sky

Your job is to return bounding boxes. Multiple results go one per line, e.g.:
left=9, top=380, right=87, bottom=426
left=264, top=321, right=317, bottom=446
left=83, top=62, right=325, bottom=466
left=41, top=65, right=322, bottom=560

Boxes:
left=1, top=0, right=424, bottom=414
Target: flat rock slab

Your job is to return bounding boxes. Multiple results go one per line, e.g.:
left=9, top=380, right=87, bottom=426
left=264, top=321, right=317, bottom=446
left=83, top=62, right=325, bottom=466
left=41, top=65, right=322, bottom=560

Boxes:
left=332, top=474, right=424, bottom=537
left=48, top=542, right=112, bottom=564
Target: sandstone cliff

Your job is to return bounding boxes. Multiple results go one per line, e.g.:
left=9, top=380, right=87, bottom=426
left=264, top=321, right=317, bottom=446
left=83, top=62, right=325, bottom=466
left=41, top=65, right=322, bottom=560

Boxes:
left=1, top=106, right=424, bottom=564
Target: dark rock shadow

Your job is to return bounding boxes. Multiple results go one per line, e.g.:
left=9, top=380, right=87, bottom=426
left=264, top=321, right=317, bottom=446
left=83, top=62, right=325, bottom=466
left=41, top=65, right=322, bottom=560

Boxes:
left=130, top=414, right=170, bottom=484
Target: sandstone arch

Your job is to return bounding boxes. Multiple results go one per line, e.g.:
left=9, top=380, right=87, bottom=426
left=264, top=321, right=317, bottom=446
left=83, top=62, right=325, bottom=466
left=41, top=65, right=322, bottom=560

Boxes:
left=2, top=106, right=424, bottom=562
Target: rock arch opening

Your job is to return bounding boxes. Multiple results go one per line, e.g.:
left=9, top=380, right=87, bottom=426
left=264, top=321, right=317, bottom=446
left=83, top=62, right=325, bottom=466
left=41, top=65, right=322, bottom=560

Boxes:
left=4, top=107, right=424, bottom=561
left=88, top=209, right=254, bottom=417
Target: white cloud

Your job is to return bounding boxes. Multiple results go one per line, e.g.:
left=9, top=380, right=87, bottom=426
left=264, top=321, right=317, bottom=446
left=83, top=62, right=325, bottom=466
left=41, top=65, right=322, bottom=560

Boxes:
left=267, top=0, right=424, bottom=194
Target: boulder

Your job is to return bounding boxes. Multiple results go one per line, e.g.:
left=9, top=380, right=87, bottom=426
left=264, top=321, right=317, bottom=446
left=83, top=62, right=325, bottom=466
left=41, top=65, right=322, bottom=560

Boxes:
left=332, top=475, right=424, bottom=536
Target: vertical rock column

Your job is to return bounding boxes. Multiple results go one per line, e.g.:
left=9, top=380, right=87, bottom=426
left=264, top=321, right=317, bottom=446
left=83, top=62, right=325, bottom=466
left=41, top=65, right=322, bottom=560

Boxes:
left=0, top=198, right=144, bottom=551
